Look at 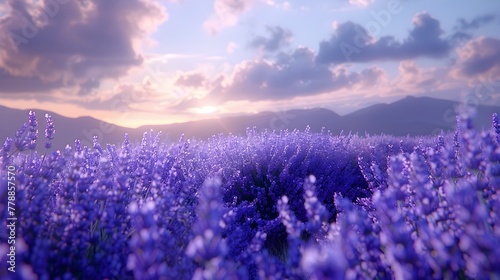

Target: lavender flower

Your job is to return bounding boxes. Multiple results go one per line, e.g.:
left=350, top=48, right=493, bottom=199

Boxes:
left=0, top=137, right=13, bottom=159
left=301, top=243, right=347, bottom=280
left=44, top=113, right=55, bottom=149
left=303, top=175, right=328, bottom=236
left=14, top=123, right=28, bottom=152
left=27, top=111, right=38, bottom=150
left=187, top=177, right=227, bottom=262
left=492, top=113, right=500, bottom=141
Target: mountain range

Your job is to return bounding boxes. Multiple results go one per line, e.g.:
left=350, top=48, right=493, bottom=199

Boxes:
left=2, top=96, right=500, bottom=152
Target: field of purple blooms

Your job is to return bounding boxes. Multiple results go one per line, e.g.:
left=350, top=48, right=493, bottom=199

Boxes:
left=1, top=111, right=500, bottom=279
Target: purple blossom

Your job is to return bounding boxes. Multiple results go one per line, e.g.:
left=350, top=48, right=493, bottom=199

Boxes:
left=13, top=123, right=28, bottom=152
left=44, top=113, right=55, bottom=149
left=27, top=111, right=38, bottom=150
left=492, top=113, right=500, bottom=141
left=0, top=137, right=13, bottom=159
left=1, top=110, right=499, bottom=279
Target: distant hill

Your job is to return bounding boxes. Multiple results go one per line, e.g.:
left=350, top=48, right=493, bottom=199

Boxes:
left=1, top=96, right=499, bottom=152
left=137, top=107, right=342, bottom=141
left=339, top=96, right=499, bottom=136
left=0, top=106, right=134, bottom=153
left=136, top=96, right=500, bottom=139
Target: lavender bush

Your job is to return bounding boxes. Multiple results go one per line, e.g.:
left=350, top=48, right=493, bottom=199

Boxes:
left=0, top=110, right=499, bottom=279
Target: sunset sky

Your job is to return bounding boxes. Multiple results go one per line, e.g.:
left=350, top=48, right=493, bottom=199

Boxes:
left=0, top=0, right=499, bottom=128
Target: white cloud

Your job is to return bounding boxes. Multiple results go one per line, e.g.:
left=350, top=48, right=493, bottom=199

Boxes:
left=203, top=0, right=252, bottom=35
left=226, top=41, right=238, bottom=53
left=348, top=0, right=374, bottom=8
left=450, top=36, right=500, bottom=82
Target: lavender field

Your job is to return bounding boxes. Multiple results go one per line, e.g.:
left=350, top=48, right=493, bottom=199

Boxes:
left=0, top=110, right=499, bottom=279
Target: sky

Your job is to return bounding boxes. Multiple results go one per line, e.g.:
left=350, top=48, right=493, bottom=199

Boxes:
left=0, top=0, right=499, bottom=128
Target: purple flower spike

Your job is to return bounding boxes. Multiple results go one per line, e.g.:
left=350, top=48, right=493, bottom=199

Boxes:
left=0, top=137, right=13, bottom=157
left=27, top=110, right=38, bottom=150
left=44, top=113, right=55, bottom=149
left=492, top=113, right=500, bottom=142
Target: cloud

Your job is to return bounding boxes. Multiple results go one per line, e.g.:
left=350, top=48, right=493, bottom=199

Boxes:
left=78, top=78, right=101, bottom=96
left=248, top=25, right=293, bottom=52
left=390, top=60, right=442, bottom=93
left=452, top=36, right=500, bottom=80
left=455, top=14, right=499, bottom=31
left=316, top=12, right=452, bottom=64
left=351, top=66, right=387, bottom=89
left=203, top=0, right=252, bottom=35
left=81, top=83, right=159, bottom=112
left=0, top=0, right=167, bottom=97
left=175, top=73, right=206, bottom=88
left=0, top=67, right=64, bottom=94
left=450, top=14, right=500, bottom=44
left=210, top=47, right=386, bottom=101
left=226, top=41, right=238, bottom=53
left=348, top=0, right=375, bottom=8
left=264, top=0, right=291, bottom=10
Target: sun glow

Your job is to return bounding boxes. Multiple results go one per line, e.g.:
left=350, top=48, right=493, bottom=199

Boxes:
left=195, top=106, right=218, bottom=114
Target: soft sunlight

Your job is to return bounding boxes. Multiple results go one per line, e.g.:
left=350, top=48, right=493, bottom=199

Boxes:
left=196, top=106, right=218, bottom=114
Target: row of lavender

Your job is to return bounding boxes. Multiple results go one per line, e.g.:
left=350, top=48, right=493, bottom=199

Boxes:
left=0, top=111, right=499, bottom=279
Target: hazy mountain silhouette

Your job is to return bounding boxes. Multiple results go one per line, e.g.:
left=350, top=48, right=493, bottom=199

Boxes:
left=339, top=96, right=498, bottom=136
left=0, top=105, right=134, bottom=153
left=1, top=96, right=499, bottom=152
left=137, top=107, right=342, bottom=141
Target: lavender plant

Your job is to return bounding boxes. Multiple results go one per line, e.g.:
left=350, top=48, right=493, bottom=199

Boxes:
left=0, top=109, right=499, bottom=279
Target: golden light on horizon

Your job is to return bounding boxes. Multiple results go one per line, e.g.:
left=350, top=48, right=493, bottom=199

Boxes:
left=194, top=106, right=218, bottom=115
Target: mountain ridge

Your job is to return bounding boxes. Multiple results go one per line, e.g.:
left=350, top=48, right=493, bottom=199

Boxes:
left=2, top=96, right=499, bottom=151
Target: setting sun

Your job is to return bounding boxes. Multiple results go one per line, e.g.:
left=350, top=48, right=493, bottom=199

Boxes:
left=196, top=106, right=218, bottom=114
